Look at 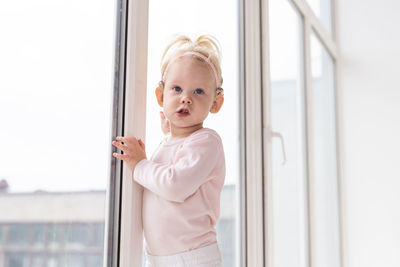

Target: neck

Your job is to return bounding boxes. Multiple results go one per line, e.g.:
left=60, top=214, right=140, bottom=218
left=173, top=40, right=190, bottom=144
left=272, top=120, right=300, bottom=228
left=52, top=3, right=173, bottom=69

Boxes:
left=170, top=123, right=204, bottom=140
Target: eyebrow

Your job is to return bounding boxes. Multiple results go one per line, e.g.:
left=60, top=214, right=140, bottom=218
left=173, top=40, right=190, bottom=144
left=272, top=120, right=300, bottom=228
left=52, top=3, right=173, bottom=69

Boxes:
left=167, top=77, right=209, bottom=87
left=168, top=82, right=207, bottom=91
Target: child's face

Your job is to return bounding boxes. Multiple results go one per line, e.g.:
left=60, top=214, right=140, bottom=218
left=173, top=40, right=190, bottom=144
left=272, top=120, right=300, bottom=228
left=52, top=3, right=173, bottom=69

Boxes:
left=156, top=56, right=222, bottom=134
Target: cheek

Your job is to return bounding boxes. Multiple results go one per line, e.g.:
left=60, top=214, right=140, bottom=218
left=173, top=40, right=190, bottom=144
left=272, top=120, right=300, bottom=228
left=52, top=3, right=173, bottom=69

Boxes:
left=205, top=97, right=216, bottom=109
left=162, top=97, right=177, bottom=115
left=198, top=100, right=214, bottom=116
left=162, top=94, right=174, bottom=106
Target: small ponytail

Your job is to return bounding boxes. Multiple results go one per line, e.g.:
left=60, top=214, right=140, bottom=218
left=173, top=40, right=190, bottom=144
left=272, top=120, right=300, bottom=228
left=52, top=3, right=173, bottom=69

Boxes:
left=160, top=34, right=223, bottom=88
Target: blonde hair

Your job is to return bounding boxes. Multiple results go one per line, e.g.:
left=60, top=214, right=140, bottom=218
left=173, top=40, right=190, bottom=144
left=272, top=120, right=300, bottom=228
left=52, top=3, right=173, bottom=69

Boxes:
left=160, top=35, right=223, bottom=89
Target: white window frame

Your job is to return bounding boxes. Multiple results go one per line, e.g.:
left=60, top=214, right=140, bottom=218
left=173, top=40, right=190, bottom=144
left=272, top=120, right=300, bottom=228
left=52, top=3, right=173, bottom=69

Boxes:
left=260, top=0, right=345, bottom=267
left=104, top=0, right=149, bottom=266
left=118, top=0, right=149, bottom=265
left=240, top=0, right=265, bottom=266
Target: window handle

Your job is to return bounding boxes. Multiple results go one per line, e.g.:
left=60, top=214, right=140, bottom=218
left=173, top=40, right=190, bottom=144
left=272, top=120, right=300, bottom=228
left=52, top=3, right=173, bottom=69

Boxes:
left=270, top=130, right=287, bottom=165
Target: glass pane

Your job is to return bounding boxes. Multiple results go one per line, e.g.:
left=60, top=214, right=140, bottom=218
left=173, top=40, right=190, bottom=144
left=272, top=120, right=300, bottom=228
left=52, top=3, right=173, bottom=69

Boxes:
left=310, top=33, right=341, bottom=267
left=89, top=223, right=105, bottom=248
left=48, top=224, right=65, bottom=249
left=8, top=224, right=31, bottom=246
left=64, top=253, right=85, bottom=267
left=0, top=0, right=116, bottom=266
left=33, top=224, right=46, bottom=248
left=6, top=253, right=30, bottom=267
left=268, top=0, right=308, bottom=266
left=47, top=255, right=62, bottom=267
left=32, top=254, right=45, bottom=267
left=66, top=224, right=88, bottom=249
left=0, top=225, right=3, bottom=245
left=146, top=0, right=241, bottom=266
left=87, top=254, right=103, bottom=267
left=305, top=0, right=333, bottom=36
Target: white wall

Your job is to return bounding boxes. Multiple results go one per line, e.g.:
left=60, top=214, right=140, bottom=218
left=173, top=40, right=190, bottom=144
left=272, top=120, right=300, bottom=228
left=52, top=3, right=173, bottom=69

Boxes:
left=337, top=1, right=400, bottom=266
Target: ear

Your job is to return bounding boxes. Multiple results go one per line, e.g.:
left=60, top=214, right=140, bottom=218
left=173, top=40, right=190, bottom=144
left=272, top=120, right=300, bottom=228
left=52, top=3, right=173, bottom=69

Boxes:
left=210, top=94, right=224, bottom=113
left=155, top=87, right=164, bottom=107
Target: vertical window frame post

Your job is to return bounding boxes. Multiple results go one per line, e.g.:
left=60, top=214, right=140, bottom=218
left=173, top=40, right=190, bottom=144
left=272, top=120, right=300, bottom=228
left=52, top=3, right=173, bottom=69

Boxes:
left=240, top=0, right=265, bottom=266
left=105, top=0, right=149, bottom=266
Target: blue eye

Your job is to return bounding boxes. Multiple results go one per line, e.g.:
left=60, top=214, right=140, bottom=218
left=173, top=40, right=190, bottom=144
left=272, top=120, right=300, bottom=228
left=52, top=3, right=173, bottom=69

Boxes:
left=194, top=89, right=204, bottom=95
left=173, top=86, right=182, bottom=92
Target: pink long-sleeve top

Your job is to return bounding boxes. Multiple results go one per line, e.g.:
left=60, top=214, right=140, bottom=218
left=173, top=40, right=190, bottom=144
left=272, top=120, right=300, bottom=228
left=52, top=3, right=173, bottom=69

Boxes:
left=133, top=128, right=226, bottom=256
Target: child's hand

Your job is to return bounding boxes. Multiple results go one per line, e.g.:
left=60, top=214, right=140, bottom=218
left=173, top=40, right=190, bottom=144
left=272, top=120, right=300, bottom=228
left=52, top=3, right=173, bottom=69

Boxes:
left=112, top=136, right=147, bottom=172
left=160, top=111, right=170, bottom=135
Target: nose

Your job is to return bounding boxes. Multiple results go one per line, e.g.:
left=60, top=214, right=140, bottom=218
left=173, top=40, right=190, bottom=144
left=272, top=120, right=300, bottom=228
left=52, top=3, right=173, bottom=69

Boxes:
left=180, top=95, right=192, bottom=104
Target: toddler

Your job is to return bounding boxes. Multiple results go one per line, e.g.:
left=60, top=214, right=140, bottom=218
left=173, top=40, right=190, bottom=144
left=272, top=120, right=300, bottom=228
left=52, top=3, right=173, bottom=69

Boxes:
left=112, top=35, right=226, bottom=267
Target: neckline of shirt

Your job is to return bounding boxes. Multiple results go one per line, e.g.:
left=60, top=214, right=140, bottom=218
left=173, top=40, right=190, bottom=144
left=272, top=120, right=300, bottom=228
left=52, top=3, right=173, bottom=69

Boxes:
left=163, top=128, right=213, bottom=146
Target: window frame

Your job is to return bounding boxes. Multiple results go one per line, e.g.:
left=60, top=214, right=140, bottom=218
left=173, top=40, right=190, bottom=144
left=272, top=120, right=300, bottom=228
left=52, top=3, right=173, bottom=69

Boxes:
left=260, top=0, right=344, bottom=267
left=117, top=0, right=149, bottom=264
left=240, top=0, right=266, bottom=266
left=104, top=0, right=149, bottom=266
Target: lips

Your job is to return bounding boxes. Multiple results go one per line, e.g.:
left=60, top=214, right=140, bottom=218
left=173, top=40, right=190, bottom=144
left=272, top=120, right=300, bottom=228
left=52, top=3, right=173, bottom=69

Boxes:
left=176, top=108, right=190, bottom=117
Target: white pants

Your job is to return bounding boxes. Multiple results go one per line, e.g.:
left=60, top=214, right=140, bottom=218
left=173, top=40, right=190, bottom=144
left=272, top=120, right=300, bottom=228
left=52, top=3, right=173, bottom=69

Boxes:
left=145, top=243, right=223, bottom=267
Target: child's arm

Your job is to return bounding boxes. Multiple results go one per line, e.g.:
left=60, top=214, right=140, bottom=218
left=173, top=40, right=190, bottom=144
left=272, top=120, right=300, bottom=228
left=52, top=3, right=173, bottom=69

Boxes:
left=133, top=133, right=222, bottom=203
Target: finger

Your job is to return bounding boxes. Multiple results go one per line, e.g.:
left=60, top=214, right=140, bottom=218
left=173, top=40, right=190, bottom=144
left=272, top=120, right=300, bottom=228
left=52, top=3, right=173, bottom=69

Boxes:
left=160, top=111, right=165, bottom=120
left=165, top=120, right=170, bottom=131
left=138, top=139, right=145, bottom=149
left=112, top=152, right=128, bottom=160
left=115, top=136, right=123, bottom=145
left=116, top=136, right=129, bottom=144
left=112, top=140, right=127, bottom=151
left=116, top=136, right=138, bottom=145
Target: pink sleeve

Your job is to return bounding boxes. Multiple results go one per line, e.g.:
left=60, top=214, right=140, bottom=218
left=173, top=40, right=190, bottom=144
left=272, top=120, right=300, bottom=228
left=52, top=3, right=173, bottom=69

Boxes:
left=133, top=133, right=221, bottom=202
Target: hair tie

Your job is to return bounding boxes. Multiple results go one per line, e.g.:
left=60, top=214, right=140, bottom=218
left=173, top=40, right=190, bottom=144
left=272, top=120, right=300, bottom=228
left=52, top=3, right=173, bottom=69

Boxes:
left=161, top=51, right=222, bottom=89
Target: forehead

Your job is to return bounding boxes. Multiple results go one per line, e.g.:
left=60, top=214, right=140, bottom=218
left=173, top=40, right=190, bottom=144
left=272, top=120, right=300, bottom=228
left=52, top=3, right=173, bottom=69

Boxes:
left=165, top=56, right=215, bottom=88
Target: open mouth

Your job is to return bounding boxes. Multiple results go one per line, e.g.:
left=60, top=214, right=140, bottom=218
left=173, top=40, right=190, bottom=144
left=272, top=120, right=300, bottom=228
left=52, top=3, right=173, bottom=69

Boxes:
left=177, top=108, right=189, bottom=114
